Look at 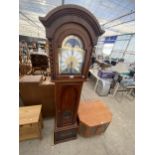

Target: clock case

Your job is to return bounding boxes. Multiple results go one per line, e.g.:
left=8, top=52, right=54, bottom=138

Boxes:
left=39, top=4, right=104, bottom=144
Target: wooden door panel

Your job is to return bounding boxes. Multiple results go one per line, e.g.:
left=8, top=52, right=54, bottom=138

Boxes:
left=56, top=82, right=82, bottom=127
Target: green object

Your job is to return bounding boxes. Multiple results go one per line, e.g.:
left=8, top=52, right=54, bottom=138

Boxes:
left=121, top=72, right=130, bottom=76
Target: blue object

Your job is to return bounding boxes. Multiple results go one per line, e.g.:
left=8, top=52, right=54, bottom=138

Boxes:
left=98, top=70, right=115, bottom=79
left=104, top=36, right=117, bottom=43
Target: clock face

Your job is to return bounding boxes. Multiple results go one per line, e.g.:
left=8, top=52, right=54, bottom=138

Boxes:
left=59, top=35, right=85, bottom=75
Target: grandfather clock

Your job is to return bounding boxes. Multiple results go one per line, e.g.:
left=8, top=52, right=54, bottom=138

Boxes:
left=39, top=5, right=104, bottom=144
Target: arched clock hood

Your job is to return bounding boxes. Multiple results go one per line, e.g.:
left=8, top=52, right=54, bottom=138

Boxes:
left=39, top=4, right=104, bottom=45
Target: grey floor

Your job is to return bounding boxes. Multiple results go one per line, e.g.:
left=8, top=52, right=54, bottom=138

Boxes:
left=20, top=79, right=135, bottom=155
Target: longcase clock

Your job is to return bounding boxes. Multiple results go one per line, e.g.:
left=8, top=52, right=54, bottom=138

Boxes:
left=39, top=4, right=104, bottom=144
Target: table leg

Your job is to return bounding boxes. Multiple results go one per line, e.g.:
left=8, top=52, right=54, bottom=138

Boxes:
left=40, top=113, right=44, bottom=128
left=37, top=122, right=42, bottom=139
left=112, top=82, right=120, bottom=97
left=94, top=79, right=99, bottom=91
left=128, top=88, right=133, bottom=96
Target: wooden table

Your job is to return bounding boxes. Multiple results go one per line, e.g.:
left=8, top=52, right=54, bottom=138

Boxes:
left=78, top=100, right=112, bottom=137
left=112, top=83, right=135, bottom=97
left=110, top=62, right=129, bottom=74
left=19, top=75, right=55, bottom=117
left=112, top=75, right=135, bottom=97
left=89, top=69, right=102, bottom=91
left=19, top=105, right=43, bottom=141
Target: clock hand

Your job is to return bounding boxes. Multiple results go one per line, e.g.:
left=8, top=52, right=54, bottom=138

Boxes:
left=72, top=48, right=73, bottom=56
left=70, top=61, right=73, bottom=73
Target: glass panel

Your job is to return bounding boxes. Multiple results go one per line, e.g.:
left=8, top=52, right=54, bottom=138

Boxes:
left=102, top=43, right=114, bottom=56
left=59, top=35, right=85, bottom=75
left=117, top=35, right=131, bottom=41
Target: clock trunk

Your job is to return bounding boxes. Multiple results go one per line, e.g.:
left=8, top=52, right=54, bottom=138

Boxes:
left=55, top=82, right=83, bottom=127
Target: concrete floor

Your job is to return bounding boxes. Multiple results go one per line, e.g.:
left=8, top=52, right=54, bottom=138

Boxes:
left=20, top=79, right=135, bottom=155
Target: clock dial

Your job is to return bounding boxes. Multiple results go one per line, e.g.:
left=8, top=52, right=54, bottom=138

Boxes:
left=59, top=35, right=85, bottom=74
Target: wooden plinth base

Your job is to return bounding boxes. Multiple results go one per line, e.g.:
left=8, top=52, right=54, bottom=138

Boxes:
left=54, top=123, right=78, bottom=144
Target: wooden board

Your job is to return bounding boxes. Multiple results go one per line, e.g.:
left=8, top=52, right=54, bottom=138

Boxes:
left=54, top=123, right=78, bottom=144
left=20, top=123, right=41, bottom=141
left=19, top=105, right=42, bottom=125
left=19, top=75, right=42, bottom=83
